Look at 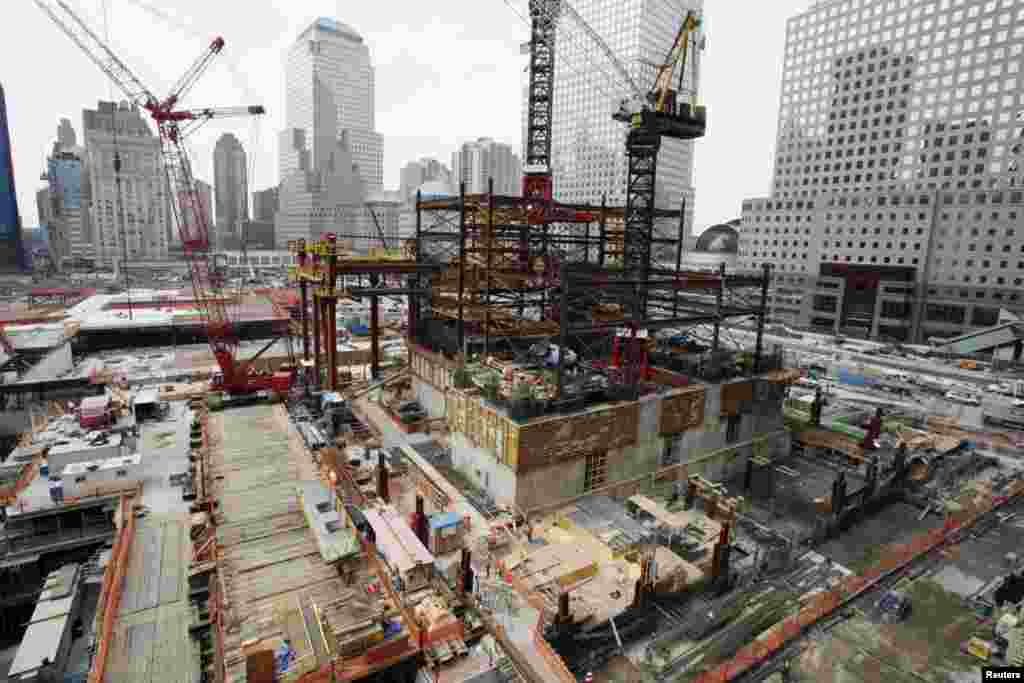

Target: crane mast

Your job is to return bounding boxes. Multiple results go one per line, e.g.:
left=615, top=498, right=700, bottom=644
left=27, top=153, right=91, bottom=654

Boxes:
left=35, top=0, right=282, bottom=394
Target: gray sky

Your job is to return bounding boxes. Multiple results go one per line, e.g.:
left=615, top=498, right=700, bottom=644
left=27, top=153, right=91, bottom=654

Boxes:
left=5, top=0, right=806, bottom=232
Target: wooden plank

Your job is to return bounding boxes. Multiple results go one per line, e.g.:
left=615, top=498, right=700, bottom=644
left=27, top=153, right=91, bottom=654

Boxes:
left=516, top=403, right=639, bottom=470
left=659, top=386, right=706, bottom=435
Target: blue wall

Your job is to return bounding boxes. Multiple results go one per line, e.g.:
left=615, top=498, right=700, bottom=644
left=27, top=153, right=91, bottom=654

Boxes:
left=0, top=83, right=26, bottom=270
left=48, top=157, right=83, bottom=209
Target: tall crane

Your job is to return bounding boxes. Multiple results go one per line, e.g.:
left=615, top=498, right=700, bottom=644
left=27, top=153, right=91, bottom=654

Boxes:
left=35, top=0, right=285, bottom=393
left=525, top=1, right=706, bottom=295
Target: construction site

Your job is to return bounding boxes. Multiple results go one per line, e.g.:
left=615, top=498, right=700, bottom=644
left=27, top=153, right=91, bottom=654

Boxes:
left=3, top=1, right=1024, bottom=682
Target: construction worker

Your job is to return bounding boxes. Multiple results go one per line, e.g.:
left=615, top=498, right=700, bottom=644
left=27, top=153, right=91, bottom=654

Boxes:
left=274, top=639, right=295, bottom=679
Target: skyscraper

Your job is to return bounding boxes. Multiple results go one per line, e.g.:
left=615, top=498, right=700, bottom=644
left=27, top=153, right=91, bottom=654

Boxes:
left=214, top=133, right=249, bottom=250
left=284, top=18, right=383, bottom=190
left=43, top=118, right=92, bottom=269
left=535, top=0, right=702, bottom=233
left=0, top=84, right=26, bottom=271
left=451, top=138, right=521, bottom=195
left=83, top=100, right=170, bottom=265
left=252, top=185, right=280, bottom=221
left=276, top=18, right=382, bottom=249
left=739, top=0, right=1024, bottom=342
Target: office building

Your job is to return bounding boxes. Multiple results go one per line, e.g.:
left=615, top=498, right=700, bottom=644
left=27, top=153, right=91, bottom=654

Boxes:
left=214, top=133, right=248, bottom=250
left=451, top=138, right=521, bottom=195
left=0, top=84, right=26, bottom=271
left=283, top=18, right=383, bottom=190
left=42, top=118, right=92, bottom=269
left=364, top=189, right=403, bottom=252
left=252, top=185, right=280, bottom=221
left=536, top=0, right=701, bottom=234
left=184, top=178, right=213, bottom=245
left=276, top=18, right=384, bottom=249
left=82, top=101, right=170, bottom=265
left=739, top=0, right=1024, bottom=342
left=399, top=158, right=452, bottom=202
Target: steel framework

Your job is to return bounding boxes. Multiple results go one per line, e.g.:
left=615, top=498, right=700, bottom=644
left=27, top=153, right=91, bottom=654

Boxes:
left=412, top=183, right=771, bottom=402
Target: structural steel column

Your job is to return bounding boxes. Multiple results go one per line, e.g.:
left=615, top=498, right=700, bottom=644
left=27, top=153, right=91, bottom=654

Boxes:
left=754, top=263, right=771, bottom=374
left=327, top=234, right=339, bottom=392
left=457, top=181, right=467, bottom=354
left=312, top=292, right=321, bottom=390
left=673, top=197, right=686, bottom=318
left=713, top=262, right=726, bottom=351
left=370, top=294, right=380, bottom=380
left=484, top=177, right=494, bottom=358
left=300, top=279, right=310, bottom=361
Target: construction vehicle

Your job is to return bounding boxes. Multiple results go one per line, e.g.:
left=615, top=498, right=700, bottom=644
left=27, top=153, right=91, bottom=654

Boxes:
left=35, top=0, right=293, bottom=395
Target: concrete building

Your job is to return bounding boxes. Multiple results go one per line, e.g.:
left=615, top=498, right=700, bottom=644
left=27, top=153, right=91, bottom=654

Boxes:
left=536, top=0, right=701, bottom=235
left=399, top=158, right=452, bottom=202
left=451, top=138, right=521, bottom=196
left=0, top=83, right=26, bottom=272
left=252, top=185, right=279, bottom=221
left=409, top=345, right=791, bottom=512
left=213, top=133, right=248, bottom=250
left=179, top=178, right=213, bottom=247
left=82, top=101, right=170, bottom=266
left=739, top=0, right=1024, bottom=342
left=283, top=18, right=383, bottom=191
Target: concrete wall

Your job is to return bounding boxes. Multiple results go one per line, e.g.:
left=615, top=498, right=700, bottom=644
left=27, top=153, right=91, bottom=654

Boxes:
left=412, top=377, right=446, bottom=419
left=448, top=432, right=517, bottom=506
left=20, top=342, right=73, bottom=383
left=0, top=409, right=32, bottom=435
left=49, top=442, right=121, bottom=474
left=515, top=456, right=587, bottom=511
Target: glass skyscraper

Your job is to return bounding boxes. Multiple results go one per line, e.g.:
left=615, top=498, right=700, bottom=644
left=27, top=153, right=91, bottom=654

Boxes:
left=540, top=0, right=702, bottom=235
left=0, top=83, right=26, bottom=271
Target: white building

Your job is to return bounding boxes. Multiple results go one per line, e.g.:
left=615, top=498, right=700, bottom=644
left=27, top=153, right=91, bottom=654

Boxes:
left=536, top=0, right=701, bottom=226
left=399, top=158, right=452, bottom=202
left=214, top=133, right=248, bottom=250
left=82, top=101, right=169, bottom=266
left=451, top=138, right=521, bottom=195
left=739, top=0, right=1024, bottom=342
left=283, top=18, right=382, bottom=191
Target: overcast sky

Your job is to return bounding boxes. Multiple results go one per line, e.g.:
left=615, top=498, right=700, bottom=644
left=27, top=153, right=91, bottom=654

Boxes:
left=5, top=0, right=807, bottom=232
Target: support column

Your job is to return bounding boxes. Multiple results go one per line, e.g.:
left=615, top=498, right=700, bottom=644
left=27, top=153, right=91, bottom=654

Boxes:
left=713, top=262, right=725, bottom=351
left=456, top=181, right=467, bottom=354
left=370, top=294, right=380, bottom=381
left=300, top=279, right=310, bottom=362
left=754, top=263, right=771, bottom=374
left=312, top=292, right=321, bottom=390
left=327, top=234, right=339, bottom=392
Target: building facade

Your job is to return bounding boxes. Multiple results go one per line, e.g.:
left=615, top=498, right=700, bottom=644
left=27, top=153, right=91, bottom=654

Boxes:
left=739, top=0, right=1024, bottom=342
left=0, top=84, right=26, bottom=271
left=213, top=133, right=248, bottom=250
left=399, top=158, right=452, bottom=202
left=252, top=185, right=280, bottom=221
left=41, top=119, right=93, bottom=270
left=276, top=18, right=383, bottom=248
left=82, top=101, right=170, bottom=266
left=536, top=0, right=702, bottom=233
left=283, top=18, right=383, bottom=191
left=451, top=138, right=521, bottom=195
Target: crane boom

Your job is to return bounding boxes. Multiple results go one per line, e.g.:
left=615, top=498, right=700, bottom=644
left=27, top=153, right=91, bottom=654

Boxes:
left=34, top=0, right=157, bottom=108
left=36, top=0, right=280, bottom=394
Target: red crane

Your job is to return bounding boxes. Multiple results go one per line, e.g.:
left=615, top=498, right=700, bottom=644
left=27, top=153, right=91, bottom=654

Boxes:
left=35, top=0, right=290, bottom=394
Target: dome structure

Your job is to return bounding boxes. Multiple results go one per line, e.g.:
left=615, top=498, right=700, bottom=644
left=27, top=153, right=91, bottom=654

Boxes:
left=695, top=221, right=740, bottom=253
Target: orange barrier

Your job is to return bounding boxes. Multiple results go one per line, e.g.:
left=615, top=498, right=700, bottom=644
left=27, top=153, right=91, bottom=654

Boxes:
left=88, top=495, right=136, bottom=683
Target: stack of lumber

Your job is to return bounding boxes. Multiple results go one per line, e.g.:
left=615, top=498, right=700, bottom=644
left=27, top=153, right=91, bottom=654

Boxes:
left=317, top=589, right=386, bottom=657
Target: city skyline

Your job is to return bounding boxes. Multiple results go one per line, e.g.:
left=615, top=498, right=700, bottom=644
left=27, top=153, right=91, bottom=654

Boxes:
left=4, top=1, right=798, bottom=237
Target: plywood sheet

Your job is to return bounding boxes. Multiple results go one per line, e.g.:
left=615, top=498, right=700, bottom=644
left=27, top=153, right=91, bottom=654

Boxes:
left=659, top=386, right=706, bottom=435
left=720, top=379, right=754, bottom=416
left=516, top=403, right=638, bottom=470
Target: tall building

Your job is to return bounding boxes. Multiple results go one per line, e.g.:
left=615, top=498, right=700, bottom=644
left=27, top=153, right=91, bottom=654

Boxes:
left=42, top=118, right=92, bottom=269
left=214, top=133, right=248, bottom=250
left=0, top=84, right=26, bottom=271
left=82, top=101, right=170, bottom=265
left=534, top=0, right=701, bottom=233
left=739, top=0, right=1024, bottom=342
left=451, top=138, right=521, bottom=195
left=252, top=185, right=280, bottom=221
left=284, top=18, right=383, bottom=190
left=399, top=157, right=452, bottom=202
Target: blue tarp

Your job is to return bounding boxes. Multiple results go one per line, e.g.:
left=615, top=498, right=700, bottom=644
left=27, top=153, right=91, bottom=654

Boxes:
left=429, top=511, right=462, bottom=530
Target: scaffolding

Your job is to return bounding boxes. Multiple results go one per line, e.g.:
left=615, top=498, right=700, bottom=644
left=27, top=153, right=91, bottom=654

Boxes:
left=412, top=182, right=772, bottom=405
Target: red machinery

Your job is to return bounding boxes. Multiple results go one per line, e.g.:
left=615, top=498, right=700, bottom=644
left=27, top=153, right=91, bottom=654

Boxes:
left=35, top=1, right=291, bottom=394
